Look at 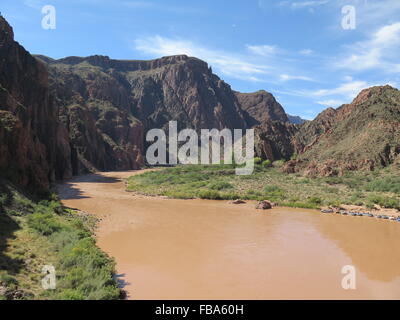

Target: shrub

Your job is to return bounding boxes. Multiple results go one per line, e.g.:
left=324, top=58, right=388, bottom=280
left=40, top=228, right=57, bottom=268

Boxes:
left=0, top=193, right=7, bottom=208
left=365, top=177, right=400, bottom=194
left=163, top=191, right=193, bottom=199
left=272, top=160, right=286, bottom=168
left=220, top=193, right=241, bottom=200
left=283, top=201, right=320, bottom=209
left=208, top=181, right=233, bottom=191
left=55, top=237, right=120, bottom=300
left=198, top=190, right=221, bottom=200
left=264, top=185, right=281, bottom=193
left=254, top=157, right=263, bottom=165
left=0, top=272, right=18, bottom=286
left=308, top=196, right=323, bottom=205
left=264, top=185, right=286, bottom=201
left=5, top=209, right=22, bottom=216
left=366, top=195, right=400, bottom=210
left=56, top=289, right=85, bottom=300
left=262, top=160, right=272, bottom=168
left=27, top=212, right=62, bottom=236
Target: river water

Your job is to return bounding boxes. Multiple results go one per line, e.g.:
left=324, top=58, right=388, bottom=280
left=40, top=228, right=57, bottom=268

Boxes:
left=58, top=171, right=400, bottom=300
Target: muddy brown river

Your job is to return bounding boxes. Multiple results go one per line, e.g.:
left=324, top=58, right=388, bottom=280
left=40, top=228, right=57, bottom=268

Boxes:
left=58, top=171, right=400, bottom=300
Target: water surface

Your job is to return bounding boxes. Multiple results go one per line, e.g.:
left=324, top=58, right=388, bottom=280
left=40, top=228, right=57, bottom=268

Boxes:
left=58, top=171, right=400, bottom=300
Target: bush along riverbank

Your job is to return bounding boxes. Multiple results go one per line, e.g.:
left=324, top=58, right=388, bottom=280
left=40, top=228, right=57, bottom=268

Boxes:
left=0, top=180, right=122, bottom=300
left=127, top=160, right=400, bottom=219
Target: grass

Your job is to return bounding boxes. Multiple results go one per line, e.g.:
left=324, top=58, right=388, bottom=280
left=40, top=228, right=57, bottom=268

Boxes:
left=127, top=162, right=400, bottom=211
left=0, top=182, right=121, bottom=300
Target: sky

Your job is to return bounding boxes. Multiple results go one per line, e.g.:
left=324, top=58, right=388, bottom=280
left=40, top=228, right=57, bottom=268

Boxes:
left=1, top=0, right=400, bottom=120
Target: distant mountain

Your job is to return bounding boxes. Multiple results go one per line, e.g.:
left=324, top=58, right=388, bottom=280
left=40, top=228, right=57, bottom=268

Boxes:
left=285, top=85, right=400, bottom=176
left=287, top=114, right=308, bottom=125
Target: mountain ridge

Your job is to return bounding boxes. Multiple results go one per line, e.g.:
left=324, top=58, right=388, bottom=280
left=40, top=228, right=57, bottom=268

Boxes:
left=1, top=16, right=399, bottom=190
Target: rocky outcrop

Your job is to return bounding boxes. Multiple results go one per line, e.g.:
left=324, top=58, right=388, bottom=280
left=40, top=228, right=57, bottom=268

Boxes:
left=254, top=121, right=298, bottom=161
left=0, top=17, right=71, bottom=190
left=235, top=90, right=288, bottom=126
left=288, top=85, right=400, bottom=176
left=287, top=114, right=307, bottom=125
left=234, top=90, right=295, bottom=161
left=46, top=61, right=144, bottom=174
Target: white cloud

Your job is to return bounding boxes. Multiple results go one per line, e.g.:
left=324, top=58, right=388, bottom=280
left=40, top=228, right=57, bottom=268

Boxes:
left=316, top=99, right=345, bottom=107
left=246, top=44, right=278, bottom=56
left=291, top=0, right=329, bottom=9
left=280, top=74, right=314, bottom=82
left=313, top=80, right=369, bottom=99
left=134, top=35, right=269, bottom=81
left=299, top=49, right=313, bottom=55
left=23, top=0, right=43, bottom=9
left=336, top=22, right=400, bottom=72
left=278, top=0, right=329, bottom=9
left=343, top=75, right=353, bottom=82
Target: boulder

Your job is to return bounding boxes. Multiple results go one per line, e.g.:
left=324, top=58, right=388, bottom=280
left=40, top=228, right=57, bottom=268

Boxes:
left=230, top=199, right=246, bottom=205
left=256, top=200, right=272, bottom=210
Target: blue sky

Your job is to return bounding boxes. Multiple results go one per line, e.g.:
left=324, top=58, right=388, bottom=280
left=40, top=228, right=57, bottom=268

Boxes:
left=2, top=0, right=400, bottom=119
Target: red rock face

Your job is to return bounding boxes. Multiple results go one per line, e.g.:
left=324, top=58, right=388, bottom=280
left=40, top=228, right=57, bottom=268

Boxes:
left=43, top=54, right=277, bottom=172
left=0, top=17, right=71, bottom=190
left=235, top=90, right=289, bottom=126
left=291, top=85, right=400, bottom=176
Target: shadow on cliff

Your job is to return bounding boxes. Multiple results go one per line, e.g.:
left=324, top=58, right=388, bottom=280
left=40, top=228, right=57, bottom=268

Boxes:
left=58, top=173, right=121, bottom=200
left=0, top=211, right=23, bottom=275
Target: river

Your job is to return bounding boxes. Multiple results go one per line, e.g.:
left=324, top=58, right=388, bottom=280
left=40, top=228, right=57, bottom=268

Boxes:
left=58, top=170, right=400, bottom=300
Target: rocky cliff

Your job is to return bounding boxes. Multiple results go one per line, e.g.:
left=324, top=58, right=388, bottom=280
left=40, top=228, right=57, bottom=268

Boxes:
left=41, top=56, right=144, bottom=174
left=254, top=121, right=298, bottom=161
left=285, top=85, right=400, bottom=176
left=41, top=53, right=294, bottom=164
left=43, top=54, right=249, bottom=133
left=0, top=17, right=71, bottom=190
left=235, top=90, right=288, bottom=126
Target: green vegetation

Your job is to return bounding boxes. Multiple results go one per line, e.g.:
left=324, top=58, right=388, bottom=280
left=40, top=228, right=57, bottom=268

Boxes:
left=262, top=160, right=272, bottom=168
left=0, top=183, right=121, bottom=300
left=127, top=162, right=400, bottom=211
left=0, top=111, right=18, bottom=132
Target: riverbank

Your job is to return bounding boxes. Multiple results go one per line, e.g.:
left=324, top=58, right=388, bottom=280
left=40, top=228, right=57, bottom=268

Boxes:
left=127, top=164, right=400, bottom=218
left=0, top=181, right=121, bottom=300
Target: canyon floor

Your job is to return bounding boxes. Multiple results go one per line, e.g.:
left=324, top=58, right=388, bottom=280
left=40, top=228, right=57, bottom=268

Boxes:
left=58, top=170, right=400, bottom=300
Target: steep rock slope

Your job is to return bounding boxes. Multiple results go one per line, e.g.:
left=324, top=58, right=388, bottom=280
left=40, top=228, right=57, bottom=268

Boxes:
left=235, top=90, right=288, bottom=126
left=42, top=57, right=144, bottom=174
left=254, top=121, right=298, bottom=161
left=287, top=85, right=400, bottom=176
left=43, top=55, right=249, bottom=134
left=0, top=17, right=71, bottom=190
